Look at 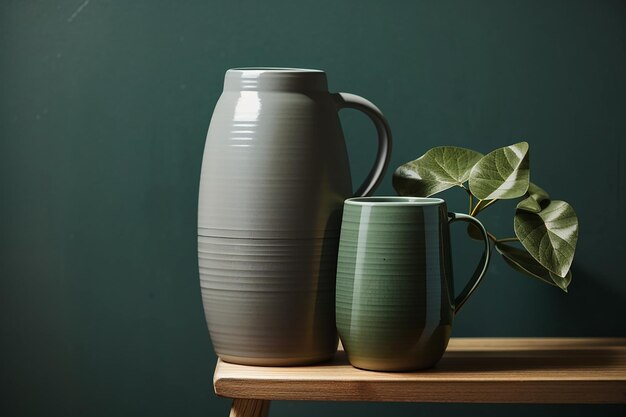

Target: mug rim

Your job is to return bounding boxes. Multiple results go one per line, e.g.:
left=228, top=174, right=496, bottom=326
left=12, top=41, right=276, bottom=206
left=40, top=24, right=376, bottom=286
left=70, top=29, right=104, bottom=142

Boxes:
left=345, top=196, right=445, bottom=206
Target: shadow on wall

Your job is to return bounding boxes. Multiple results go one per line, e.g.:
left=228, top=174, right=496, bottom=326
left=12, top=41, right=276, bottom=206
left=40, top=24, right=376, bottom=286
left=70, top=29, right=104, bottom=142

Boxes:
left=550, top=264, right=626, bottom=336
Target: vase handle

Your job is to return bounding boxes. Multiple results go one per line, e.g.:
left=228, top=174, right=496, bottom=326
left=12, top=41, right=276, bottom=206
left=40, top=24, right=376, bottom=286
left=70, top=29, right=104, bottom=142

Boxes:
left=333, top=92, right=392, bottom=197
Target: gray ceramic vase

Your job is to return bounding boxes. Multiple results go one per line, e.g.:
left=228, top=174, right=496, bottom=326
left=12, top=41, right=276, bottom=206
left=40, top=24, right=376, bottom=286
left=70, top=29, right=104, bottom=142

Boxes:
left=198, top=68, right=392, bottom=365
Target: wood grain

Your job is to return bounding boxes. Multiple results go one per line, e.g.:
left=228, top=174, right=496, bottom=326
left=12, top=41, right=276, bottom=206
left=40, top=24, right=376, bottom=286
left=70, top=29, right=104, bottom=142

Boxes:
left=214, top=338, right=626, bottom=404
left=228, top=399, right=270, bottom=417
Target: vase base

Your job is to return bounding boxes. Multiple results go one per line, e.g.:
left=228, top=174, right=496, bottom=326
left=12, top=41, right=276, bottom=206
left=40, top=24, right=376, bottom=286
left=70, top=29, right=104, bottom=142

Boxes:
left=218, top=351, right=336, bottom=367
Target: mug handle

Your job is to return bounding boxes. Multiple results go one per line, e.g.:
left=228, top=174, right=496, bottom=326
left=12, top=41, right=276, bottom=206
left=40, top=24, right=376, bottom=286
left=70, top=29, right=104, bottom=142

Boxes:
left=333, top=93, right=392, bottom=197
left=448, top=212, right=491, bottom=313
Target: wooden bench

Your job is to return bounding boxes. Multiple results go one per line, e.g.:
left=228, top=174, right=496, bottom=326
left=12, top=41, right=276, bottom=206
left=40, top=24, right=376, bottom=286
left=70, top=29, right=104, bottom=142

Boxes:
left=213, top=338, right=626, bottom=417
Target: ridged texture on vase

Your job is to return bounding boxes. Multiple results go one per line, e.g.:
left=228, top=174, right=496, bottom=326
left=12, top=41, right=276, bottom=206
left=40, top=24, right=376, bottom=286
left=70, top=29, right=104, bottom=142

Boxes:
left=199, top=235, right=339, bottom=365
left=336, top=199, right=454, bottom=371
left=197, top=69, right=352, bottom=240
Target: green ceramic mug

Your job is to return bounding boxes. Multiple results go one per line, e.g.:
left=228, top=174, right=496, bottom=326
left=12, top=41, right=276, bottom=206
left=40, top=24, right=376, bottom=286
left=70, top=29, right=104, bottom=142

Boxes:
left=336, top=197, right=490, bottom=371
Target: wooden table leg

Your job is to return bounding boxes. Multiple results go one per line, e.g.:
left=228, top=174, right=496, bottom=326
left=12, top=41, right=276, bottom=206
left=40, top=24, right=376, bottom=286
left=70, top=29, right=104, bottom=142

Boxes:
left=228, top=399, right=270, bottom=417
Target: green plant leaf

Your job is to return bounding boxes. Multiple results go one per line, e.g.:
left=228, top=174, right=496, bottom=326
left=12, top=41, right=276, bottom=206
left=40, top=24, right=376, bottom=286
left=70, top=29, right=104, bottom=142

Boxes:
left=467, top=223, right=484, bottom=240
left=517, top=183, right=550, bottom=213
left=469, top=141, right=530, bottom=200
left=514, top=200, right=578, bottom=278
left=393, top=146, right=483, bottom=197
left=495, top=242, right=572, bottom=292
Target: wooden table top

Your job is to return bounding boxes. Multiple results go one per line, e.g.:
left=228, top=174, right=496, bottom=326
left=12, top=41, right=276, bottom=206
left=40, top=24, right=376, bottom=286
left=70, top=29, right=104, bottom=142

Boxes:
left=214, top=338, right=626, bottom=404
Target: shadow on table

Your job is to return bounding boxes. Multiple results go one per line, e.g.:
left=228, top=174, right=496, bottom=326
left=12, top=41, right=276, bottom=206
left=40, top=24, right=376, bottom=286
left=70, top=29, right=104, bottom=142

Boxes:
left=326, top=339, right=625, bottom=374
left=437, top=347, right=623, bottom=373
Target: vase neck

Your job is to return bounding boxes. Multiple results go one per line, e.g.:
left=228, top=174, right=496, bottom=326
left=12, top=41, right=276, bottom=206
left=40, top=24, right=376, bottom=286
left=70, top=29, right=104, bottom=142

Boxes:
left=224, top=67, right=329, bottom=92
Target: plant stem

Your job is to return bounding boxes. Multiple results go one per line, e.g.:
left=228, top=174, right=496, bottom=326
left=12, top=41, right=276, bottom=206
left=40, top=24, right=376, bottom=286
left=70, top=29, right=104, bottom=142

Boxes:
left=470, top=198, right=498, bottom=216
left=461, top=186, right=473, bottom=213
left=470, top=200, right=483, bottom=216
left=486, top=232, right=499, bottom=242
left=496, top=237, right=520, bottom=243
left=481, top=198, right=498, bottom=211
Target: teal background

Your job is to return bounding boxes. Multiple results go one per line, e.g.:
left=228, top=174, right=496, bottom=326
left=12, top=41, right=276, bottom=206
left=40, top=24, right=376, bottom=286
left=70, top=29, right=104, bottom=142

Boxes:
left=1, top=0, right=625, bottom=416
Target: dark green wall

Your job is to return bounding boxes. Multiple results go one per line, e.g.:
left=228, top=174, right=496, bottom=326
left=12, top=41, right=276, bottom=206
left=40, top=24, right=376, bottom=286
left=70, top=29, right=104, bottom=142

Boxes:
left=1, top=0, right=625, bottom=416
